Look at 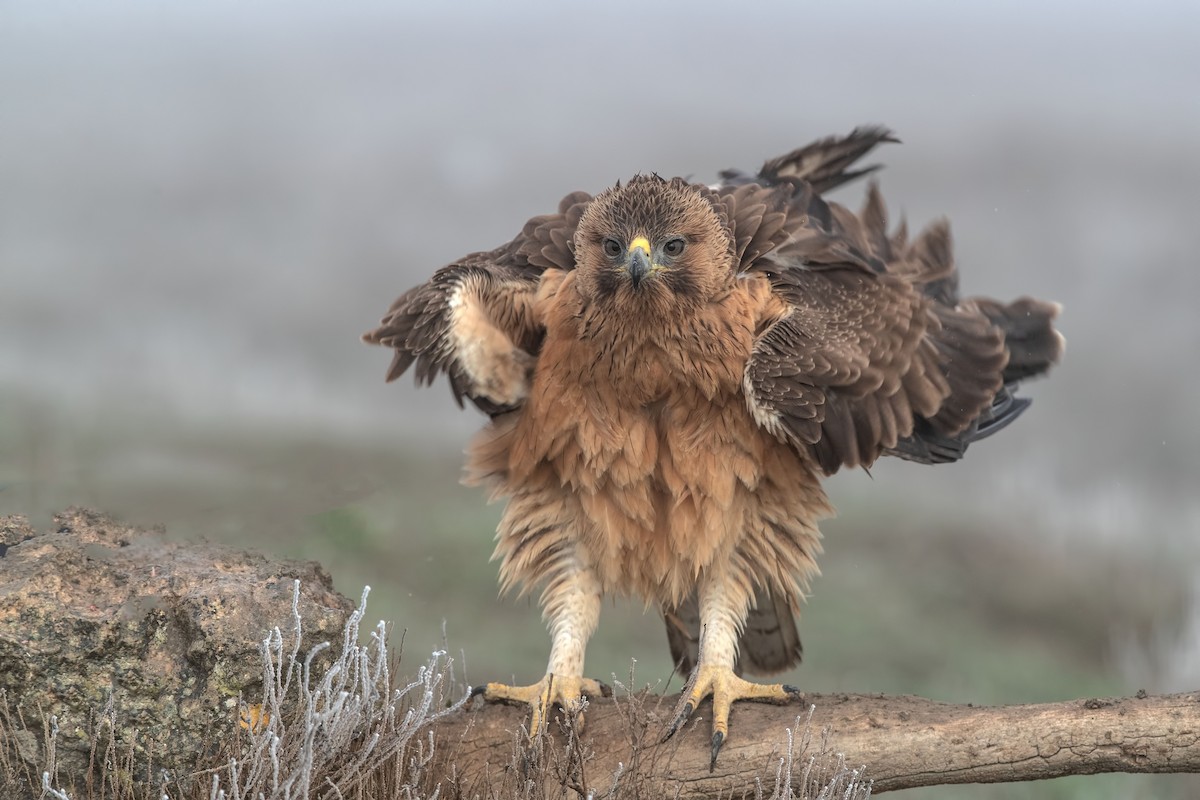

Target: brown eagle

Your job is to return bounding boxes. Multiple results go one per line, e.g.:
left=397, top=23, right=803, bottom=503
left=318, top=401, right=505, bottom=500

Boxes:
left=364, top=127, right=1063, bottom=766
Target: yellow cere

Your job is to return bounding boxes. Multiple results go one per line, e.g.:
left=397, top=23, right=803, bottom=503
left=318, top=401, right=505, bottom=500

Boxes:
left=627, top=236, right=652, bottom=255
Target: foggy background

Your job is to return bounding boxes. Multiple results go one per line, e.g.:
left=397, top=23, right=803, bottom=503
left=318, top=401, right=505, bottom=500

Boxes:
left=2, top=2, right=1198, bottom=797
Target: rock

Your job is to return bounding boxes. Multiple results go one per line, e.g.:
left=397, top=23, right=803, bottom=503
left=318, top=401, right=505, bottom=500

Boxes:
left=0, top=508, right=355, bottom=797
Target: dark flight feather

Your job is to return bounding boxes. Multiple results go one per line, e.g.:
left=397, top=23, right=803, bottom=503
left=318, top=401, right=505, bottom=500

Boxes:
left=728, top=153, right=1062, bottom=474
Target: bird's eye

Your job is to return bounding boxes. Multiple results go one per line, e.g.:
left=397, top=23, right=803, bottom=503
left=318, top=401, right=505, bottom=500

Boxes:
left=663, top=237, right=686, bottom=256
left=603, top=237, right=623, bottom=258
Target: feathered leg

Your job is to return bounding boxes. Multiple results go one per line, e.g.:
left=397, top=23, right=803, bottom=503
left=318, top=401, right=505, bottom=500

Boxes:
left=663, top=568, right=801, bottom=769
left=475, top=555, right=609, bottom=736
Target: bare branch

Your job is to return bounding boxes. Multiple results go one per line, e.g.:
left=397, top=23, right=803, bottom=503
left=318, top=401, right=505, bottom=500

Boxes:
left=432, top=690, right=1200, bottom=796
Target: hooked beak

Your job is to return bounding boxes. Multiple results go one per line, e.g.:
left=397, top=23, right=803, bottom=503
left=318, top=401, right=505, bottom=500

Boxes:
left=625, top=237, right=652, bottom=288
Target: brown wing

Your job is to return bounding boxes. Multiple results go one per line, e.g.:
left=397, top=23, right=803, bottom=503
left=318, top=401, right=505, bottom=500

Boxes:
left=740, top=181, right=1062, bottom=473
left=362, top=191, right=591, bottom=414
left=665, top=588, right=802, bottom=677
left=719, top=125, right=898, bottom=194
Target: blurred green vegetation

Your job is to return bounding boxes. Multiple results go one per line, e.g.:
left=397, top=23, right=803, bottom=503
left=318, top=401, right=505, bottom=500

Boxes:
left=0, top=408, right=1193, bottom=799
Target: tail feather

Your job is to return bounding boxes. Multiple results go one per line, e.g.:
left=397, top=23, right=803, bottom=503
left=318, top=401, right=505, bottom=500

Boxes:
left=738, top=589, right=804, bottom=675
left=664, top=587, right=802, bottom=678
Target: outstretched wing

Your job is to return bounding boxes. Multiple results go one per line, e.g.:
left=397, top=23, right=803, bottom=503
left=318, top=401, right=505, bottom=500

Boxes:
left=730, top=174, right=1062, bottom=474
left=363, top=191, right=591, bottom=414
left=719, top=125, right=898, bottom=194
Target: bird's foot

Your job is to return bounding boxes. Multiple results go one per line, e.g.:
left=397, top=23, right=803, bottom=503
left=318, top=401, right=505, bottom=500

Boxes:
left=471, top=674, right=611, bottom=738
left=662, top=664, right=802, bottom=771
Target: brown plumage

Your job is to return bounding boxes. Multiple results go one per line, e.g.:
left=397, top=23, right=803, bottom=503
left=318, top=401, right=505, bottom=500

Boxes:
left=364, top=126, right=1063, bottom=761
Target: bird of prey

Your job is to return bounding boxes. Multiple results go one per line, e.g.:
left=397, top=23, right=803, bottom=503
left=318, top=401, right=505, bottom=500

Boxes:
left=364, top=127, right=1063, bottom=767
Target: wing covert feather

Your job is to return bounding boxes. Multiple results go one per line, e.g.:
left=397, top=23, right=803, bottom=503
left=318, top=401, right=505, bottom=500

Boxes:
left=740, top=182, right=1017, bottom=473
left=363, top=192, right=591, bottom=414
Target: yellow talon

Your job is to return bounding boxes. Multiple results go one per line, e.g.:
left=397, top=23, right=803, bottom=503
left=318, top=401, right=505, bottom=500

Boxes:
left=663, top=664, right=802, bottom=770
left=473, top=674, right=610, bottom=738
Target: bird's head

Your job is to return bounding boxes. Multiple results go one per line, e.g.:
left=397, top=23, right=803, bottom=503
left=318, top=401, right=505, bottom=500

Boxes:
left=573, top=175, right=734, bottom=309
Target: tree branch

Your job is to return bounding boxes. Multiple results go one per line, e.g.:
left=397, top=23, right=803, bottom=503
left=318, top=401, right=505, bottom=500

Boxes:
left=431, top=690, right=1200, bottom=796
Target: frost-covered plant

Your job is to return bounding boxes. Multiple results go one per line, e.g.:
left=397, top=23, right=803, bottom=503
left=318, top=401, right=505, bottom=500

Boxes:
left=25, top=583, right=869, bottom=800
left=210, top=582, right=467, bottom=800
left=756, top=709, right=871, bottom=800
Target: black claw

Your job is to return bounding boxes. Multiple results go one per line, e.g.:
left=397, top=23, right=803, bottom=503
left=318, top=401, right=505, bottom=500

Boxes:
left=469, top=685, right=487, bottom=700
left=660, top=702, right=694, bottom=743
left=598, top=681, right=613, bottom=698
left=783, top=685, right=805, bottom=702
left=709, top=730, right=725, bottom=772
